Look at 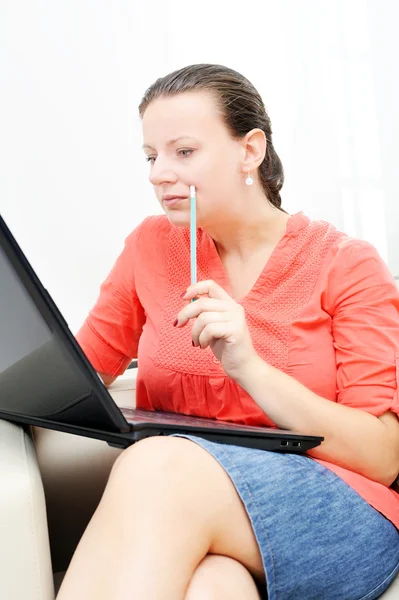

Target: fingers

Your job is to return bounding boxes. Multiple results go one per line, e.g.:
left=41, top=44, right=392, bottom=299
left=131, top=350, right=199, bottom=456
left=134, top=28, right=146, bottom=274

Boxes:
left=176, top=297, right=228, bottom=327
left=182, top=280, right=232, bottom=302
left=196, top=322, right=234, bottom=349
left=191, top=312, right=230, bottom=345
left=175, top=280, right=246, bottom=352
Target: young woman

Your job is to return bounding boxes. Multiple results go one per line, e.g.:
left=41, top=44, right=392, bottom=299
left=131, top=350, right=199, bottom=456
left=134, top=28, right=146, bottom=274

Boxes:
left=58, top=64, right=399, bottom=600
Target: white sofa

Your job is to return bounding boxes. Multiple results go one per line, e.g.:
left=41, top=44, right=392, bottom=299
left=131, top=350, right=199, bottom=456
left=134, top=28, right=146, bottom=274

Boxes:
left=1, top=368, right=399, bottom=598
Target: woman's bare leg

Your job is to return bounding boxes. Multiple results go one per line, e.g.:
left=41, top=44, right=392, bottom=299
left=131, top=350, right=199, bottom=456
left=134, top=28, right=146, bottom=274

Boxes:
left=185, top=555, right=263, bottom=600
left=57, top=437, right=264, bottom=600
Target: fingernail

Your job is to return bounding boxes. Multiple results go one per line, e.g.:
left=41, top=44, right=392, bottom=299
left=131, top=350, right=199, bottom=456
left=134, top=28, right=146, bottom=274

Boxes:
left=173, top=319, right=178, bottom=327
left=180, top=291, right=187, bottom=298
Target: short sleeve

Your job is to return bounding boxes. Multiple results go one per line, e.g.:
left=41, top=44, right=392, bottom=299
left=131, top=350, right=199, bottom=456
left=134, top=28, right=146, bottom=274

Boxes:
left=75, top=221, right=147, bottom=377
left=325, top=238, right=399, bottom=417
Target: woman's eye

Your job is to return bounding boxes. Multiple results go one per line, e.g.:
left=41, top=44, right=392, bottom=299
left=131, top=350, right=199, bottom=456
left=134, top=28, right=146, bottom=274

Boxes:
left=178, top=149, right=193, bottom=158
left=145, top=149, right=193, bottom=163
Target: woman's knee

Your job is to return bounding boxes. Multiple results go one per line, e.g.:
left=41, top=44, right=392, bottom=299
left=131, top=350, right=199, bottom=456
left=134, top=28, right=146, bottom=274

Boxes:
left=110, top=435, right=189, bottom=480
left=107, top=436, right=215, bottom=514
left=109, top=436, right=218, bottom=493
left=185, top=555, right=262, bottom=600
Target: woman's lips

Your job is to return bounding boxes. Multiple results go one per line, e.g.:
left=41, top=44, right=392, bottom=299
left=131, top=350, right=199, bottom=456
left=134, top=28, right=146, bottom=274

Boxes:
left=163, top=196, right=187, bottom=207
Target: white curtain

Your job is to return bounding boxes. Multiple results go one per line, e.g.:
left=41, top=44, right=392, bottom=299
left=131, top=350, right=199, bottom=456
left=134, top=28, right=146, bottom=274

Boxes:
left=1, top=0, right=398, bottom=332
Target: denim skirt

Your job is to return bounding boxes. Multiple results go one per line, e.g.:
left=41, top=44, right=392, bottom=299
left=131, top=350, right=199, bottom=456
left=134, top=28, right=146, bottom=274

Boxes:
left=175, top=435, right=399, bottom=600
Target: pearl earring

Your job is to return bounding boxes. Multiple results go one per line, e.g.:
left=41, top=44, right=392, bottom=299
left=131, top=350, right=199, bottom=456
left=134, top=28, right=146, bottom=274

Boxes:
left=245, top=172, right=254, bottom=186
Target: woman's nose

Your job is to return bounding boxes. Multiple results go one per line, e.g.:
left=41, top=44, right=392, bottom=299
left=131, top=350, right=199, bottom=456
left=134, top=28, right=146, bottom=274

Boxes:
left=149, top=159, right=178, bottom=187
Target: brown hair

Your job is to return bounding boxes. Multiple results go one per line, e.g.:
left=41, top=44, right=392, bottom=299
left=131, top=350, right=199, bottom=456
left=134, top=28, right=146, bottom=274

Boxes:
left=139, top=63, right=285, bottom=210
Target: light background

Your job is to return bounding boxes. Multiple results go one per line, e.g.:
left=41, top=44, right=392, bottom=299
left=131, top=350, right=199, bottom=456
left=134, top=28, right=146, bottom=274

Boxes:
left=1, top=0, right=398, bottom=332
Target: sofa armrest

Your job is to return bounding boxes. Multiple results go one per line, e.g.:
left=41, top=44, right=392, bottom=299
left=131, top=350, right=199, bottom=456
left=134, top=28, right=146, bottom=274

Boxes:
left=0, top=419, right=54, bottom=600
left=33, top=368, right=137, bottom=573
left=107, top=368, right=137, bottom=408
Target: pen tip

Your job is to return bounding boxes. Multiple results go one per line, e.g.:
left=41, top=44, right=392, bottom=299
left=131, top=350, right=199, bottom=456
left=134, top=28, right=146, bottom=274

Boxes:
left=190, top=185, right=196, bottom=198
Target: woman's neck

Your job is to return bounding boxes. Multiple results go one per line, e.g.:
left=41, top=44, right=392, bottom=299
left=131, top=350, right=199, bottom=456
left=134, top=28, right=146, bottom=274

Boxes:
left=204, top=203, right=290, bottom=261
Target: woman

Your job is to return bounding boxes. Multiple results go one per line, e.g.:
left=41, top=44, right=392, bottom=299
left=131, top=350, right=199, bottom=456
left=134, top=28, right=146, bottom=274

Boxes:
left=57, top=64, right=399, bottom=600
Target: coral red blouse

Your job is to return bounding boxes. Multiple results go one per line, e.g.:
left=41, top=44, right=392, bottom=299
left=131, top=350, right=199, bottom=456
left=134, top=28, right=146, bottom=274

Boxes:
left=76, top=213, right=399, bottom=527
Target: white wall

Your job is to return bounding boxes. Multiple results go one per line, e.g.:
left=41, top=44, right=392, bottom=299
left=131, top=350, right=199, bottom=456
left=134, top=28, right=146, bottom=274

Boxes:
left=1, top=0, right=398, bottom=333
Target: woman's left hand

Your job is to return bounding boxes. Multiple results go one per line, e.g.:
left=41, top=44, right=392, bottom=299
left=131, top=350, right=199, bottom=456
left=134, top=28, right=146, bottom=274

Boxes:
left=175, top=280, right=258, bottom=380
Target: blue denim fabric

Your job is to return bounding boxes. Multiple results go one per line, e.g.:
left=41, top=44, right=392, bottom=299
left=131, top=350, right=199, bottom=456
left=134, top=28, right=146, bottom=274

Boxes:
left=175, top=435, right=399, bottom=600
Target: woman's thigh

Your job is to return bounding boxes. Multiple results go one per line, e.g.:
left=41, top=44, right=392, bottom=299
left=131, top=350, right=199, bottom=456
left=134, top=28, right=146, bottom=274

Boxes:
left=185, top=555, right=262, bottom=600
left=111, top=436, right=265, bottom=581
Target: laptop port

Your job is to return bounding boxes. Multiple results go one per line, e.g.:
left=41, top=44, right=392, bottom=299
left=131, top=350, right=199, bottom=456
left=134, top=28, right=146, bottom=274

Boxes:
left=280, top=440, right=289, bottom=447
left=292, top=441, right=301, bottom=447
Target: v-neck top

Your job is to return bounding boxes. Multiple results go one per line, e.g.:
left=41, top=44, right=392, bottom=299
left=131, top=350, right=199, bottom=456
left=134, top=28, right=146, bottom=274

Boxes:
left=76, top=212, right=399, bottom=528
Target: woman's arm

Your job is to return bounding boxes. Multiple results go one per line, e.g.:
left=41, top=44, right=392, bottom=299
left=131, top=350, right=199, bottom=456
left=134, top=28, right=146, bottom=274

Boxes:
left=178, top=240, right=399, bottom=486
left=237, top=239, right=399, bottom=486
left=76, top=222, right=147, bottom=379
left=98, top=372, right=117, bottom=387
left=235, top=357, right=399, bottom=486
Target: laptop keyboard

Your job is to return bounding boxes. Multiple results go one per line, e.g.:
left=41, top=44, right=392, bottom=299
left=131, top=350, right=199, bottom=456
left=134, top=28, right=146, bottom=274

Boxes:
left=121, top=408, right=281, bottom=433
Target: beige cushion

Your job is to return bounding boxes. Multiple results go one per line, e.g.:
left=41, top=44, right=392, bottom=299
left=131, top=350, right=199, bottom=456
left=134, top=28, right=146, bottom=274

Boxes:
left=381, top=574, right=399, bottom=598
left=0, top=420, right=54, bottom=600
left=32, top=369, right=137, bottom=572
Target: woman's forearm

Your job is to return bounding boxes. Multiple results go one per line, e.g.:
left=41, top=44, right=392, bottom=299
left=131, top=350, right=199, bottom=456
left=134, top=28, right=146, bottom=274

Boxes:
left=235, top=355, right=399, bottom=486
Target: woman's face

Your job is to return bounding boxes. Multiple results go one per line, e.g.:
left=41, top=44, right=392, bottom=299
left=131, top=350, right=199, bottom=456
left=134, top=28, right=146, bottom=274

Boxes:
left=142, top=91, right=245, bottom=228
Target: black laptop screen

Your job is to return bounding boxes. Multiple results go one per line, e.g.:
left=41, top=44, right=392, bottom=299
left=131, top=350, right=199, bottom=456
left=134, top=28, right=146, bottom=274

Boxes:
left=0, top=217, right=128, bottom=431
left=0, top=238, right=97, bottom=418
left=0, top=244, right=53, bottom=372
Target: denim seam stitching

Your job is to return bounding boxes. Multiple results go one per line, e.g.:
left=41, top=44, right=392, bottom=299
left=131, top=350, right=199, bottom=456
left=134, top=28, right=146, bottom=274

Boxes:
left=356, top=559, right=399, bottom=600
left=218, top=444, right=277, bottom=598
left=184, top=438, right=277, bottom=599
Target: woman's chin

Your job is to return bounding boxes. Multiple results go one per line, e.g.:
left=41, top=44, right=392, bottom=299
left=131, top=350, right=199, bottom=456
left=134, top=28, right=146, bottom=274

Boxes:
left=164, top=209, right=191, bottom=228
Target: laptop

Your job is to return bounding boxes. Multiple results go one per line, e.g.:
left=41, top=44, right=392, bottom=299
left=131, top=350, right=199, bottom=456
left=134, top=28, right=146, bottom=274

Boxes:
left=0, top=214, right=323, bottom=452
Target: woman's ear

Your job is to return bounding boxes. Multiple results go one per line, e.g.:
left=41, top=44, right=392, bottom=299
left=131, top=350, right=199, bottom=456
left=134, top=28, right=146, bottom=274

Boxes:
left=240, top=128, right=267, bottom=173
